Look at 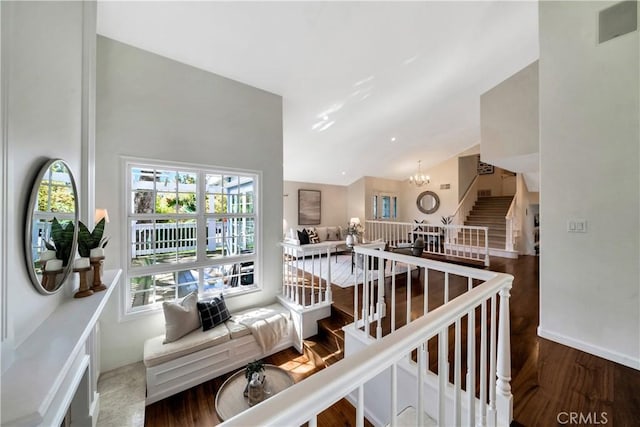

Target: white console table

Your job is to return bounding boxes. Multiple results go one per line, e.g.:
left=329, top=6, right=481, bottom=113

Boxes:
left=1, top=269, right=121, bottom=427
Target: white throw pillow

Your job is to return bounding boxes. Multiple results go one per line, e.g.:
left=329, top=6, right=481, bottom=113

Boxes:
left=162, top=291, right=201, bottom=343
left=326, top=226, right=342, bottom=241
left=315, top=227, right=328, bottom=242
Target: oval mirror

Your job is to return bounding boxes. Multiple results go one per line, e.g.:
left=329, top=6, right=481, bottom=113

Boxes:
left=416, top=190, right=440, bottom=215
left=24, top=159, right=79, bottom=294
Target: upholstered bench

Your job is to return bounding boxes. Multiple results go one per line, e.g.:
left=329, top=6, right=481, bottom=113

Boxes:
left=143, top=302, right=295, bottom=405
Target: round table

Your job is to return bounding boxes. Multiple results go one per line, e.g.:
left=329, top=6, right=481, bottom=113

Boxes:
left=215, top=364, right=295, bottom=421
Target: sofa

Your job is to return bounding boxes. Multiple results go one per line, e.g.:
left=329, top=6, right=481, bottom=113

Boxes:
left=283, top=226, right=349, bottom=256
left=143, top=302, right=295, bottom=405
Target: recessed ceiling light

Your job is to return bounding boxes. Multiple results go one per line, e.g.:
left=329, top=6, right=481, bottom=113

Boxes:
left=391, top=137, right=397, bottom=142
left=341, top=171, right=346, bottom=175
left=323, top=115, right=328, bottom=121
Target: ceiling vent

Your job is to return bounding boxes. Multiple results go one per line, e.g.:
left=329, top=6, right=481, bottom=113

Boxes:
left=599, top=1, right=637, bottom=44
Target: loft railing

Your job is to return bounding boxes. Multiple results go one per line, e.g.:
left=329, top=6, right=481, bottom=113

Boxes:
left=280, top=241, right=335, bottom=309
left=445, top=224, right=490, bottom=266
left=365, top=220, right=489, bottom=266
left=221, top=247, right=513, bottom=426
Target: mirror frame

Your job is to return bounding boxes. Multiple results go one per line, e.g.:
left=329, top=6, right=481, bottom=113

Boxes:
left=416, top=190, right=440, bottom=215
left=24, top=159, right=79, bottom=294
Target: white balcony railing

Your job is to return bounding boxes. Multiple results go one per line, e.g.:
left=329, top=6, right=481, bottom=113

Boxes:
left=280, top=241, right=335, bottom=309
left=223, top=247, right=513, bottom=426
left=366, top=220, right=489, bottom=266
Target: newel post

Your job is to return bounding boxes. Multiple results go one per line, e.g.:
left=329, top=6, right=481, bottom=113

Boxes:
left=496, top=284, right=513, bottom=425
left=505, top=218, right=513, bottom=252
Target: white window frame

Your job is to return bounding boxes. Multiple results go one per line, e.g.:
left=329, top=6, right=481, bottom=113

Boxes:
left=120, top=157, right=262, bottom=320
left=372, top=192, right=398, bottom=220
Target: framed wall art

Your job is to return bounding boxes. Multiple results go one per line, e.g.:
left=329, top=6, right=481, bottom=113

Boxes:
left=298, top=189, right=321, bottom=225
left=477, top=158, right=495, bottom=175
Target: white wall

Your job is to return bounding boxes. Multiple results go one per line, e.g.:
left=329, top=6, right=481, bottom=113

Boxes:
left=477, top=166, right=516, bottom=197
left=481, top=61, right=539, bottom=176
left=283, top=181, right=348, bottom=232
left=399, top=155, right=459, bottom=224
left=347, top=177, right=366, bottom=224
left=458, top=155, right=478, bottom=201
left=96, top=37, right=283, bottom=371
left=1, top=1, right=87, bottom=358
left=539, top=1, right=639, bottom=369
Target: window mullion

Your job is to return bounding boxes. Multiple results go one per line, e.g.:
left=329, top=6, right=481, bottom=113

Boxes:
left=126, top=162, right=259, bottom=314
left=197, top=171, right=206, bottom=294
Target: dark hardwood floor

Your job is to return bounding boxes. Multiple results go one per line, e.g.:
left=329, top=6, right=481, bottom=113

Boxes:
left=145, top=255, right=640, bottom=426
left=144, top=347, right=372, bottom=427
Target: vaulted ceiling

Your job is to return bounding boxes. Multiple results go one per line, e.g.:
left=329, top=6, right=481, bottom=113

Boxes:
left=97, top=1, right=539, bottom=185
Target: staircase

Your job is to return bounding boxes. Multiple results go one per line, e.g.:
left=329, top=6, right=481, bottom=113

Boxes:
left=464, top=196, right=513, bottom=249
left=303, top=305, right=352, bottom=367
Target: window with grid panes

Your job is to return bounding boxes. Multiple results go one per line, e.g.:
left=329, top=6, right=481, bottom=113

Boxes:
left=372, top=193, right=397, bottom=220
left=126, top=161, right=259, bottom=314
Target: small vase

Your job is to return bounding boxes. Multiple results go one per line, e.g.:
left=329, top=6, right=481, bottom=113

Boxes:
left=346, top=234, right=354, bottom=247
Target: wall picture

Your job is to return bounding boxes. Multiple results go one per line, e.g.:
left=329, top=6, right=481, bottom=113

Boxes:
left=298, top=189, right=321, bottom=225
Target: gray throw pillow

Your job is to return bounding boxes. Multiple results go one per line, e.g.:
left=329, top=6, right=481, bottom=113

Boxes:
left=162, top=291, right=201, bottom=343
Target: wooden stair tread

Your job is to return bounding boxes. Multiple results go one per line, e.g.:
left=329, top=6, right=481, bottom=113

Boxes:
left=318, top=317, right=346, bottom=341
left=462, top=196, right=514, bottom=251
left=304, top=336, right=343, bottom=367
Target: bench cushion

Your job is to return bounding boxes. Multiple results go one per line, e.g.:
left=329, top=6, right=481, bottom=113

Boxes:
left=226, top=303, right=291, bottom=340
left=224, top=320, right=251, bottom=339
left=229, top=303, right=291, bottom=324
left=144, top=323, right=230, bottom=368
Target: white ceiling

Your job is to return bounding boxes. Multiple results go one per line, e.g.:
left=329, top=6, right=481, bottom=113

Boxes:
left=97, top=1, right=539, bottom=186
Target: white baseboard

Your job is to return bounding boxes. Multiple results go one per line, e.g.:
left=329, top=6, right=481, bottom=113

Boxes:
left=537, top=326, right=640, bottom=370
left=488, top=247, right=519, bottom=259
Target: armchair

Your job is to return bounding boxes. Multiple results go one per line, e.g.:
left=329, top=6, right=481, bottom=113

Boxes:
left=393, top=237, right=425, bottom=257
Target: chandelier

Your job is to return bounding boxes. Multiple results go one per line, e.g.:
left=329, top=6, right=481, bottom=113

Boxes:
left=409, top=160, right=430, bottom=186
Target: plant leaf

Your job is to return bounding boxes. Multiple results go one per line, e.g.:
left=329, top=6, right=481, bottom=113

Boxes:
left=90, top=218, right=106, bottom=246
left=77, top=221, right=92, bottom=255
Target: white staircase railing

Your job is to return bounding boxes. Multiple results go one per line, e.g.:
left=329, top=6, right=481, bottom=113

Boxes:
left=505, top=195, right=518, bottom=252
left=451, top=175, right=479, bottom=226
left=221, top=247, right=513, bottom=427
left=280, top=241, right=335, bottom=309
left=366, top=220, right=490, bottom=266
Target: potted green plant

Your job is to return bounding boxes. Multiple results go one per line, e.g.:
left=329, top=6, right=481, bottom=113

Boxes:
left=44, top=217, right=75, bottom=266
left=77, top=218, right=109, bottom=259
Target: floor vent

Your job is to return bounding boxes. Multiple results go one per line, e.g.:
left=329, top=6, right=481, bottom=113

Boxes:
left=478, top=189, right=492, bottom=197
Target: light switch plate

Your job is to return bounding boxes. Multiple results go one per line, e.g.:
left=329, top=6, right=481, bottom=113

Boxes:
left=568, top=219, right=587, bottom=233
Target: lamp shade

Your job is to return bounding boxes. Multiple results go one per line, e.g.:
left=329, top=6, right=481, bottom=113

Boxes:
left=95, top=208, right=110, bottom=224
left=350, top=217, right=361, bottom=225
